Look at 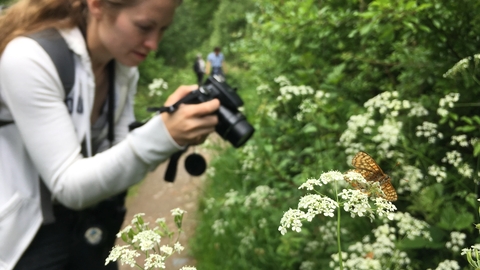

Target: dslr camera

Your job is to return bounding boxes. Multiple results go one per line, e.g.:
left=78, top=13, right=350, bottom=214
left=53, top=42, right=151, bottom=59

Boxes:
left=167, top=75, right=255, bottom=148
left=143, top=75, right=255, bottom=182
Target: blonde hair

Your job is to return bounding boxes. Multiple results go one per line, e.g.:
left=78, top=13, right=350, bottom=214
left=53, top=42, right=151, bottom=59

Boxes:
left=0, top=0, right=183, bottom=54
left=0, top=0, right=142, bottom=54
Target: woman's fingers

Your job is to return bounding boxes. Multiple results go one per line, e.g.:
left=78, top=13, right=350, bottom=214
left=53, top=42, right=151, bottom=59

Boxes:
left=164, top=84, right=198, bottom=106
left=160, top=93, right=220, bottom=146
left=178, top=99, right=220, bottom=117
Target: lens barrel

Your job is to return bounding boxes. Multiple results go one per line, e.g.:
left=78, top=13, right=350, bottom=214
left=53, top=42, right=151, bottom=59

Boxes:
left=216, top=105, right=255, bottom=148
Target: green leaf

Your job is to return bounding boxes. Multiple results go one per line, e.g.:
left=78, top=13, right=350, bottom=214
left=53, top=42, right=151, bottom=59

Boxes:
left=302, top=124, right=318, bottom=133
left=472, top=115, right=480, bottom=125
left=466, top=193, right=478, bottom=210
left=294, top=37, right=302, bottom=48
left=359, top=23, right=373, bottom=36
left=397, top=236, right=442, bottom=249
left=264, top=144, right=274, bottom=153
left=461, top=116, right=474, bottom=125
left=438, top=205, right=475, bottom=230
left=474, top=143, right=480, bottom=157
left=456, top=125, right=477, bottom=132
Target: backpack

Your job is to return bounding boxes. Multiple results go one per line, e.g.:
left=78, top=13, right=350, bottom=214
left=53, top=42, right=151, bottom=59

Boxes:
left=1, top=28, right=126, bottom=269
left=0, top=28, right=74, bottom=127
left=193, top=58, right=201, bottom=73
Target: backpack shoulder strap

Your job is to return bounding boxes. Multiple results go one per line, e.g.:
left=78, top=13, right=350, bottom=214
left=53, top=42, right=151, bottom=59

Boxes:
left=0, top=28, right=75, bottom=128
left=28, top=28, right=75, bottom=96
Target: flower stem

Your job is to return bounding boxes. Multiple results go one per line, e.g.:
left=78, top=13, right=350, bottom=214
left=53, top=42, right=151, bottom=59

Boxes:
left=335, top=181, right=344, bottom=270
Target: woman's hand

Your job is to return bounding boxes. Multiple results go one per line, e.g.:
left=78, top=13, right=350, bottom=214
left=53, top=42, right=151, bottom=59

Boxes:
left=161, top=85, right=220, bottom=146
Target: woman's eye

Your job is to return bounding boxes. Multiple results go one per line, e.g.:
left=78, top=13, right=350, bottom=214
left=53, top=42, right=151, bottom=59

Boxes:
left=137, top=24, right=152, bottom=32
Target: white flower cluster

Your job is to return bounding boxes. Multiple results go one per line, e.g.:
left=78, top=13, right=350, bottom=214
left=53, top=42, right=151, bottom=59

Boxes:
left=428, top=165, right=447, bottom=183
left=278, top=209, right=305, bottom=235
left=202, top=197, right=215, bottom=213
left=443, top=54, right=480, bottom=78
left=299, top=170, right=344, bottom=190
left=241, top=144, right=260, bottom=171
left=206, top=166, right=216, bottom=178
left=437, top=93, right=460, bottom=117
left=442, top=150, right=463, bottom=167
left=407, top=102, right=429, bottom=117
left=299, top=261, right=315, bottom=270
left=171, top=208, right=186, bottom=217
left=338, top=189, right=371, bottom=219
left=450, top=134, right=469, bottom=147
left=264, top=104, right=278, bottom=119
left=277, top=84, right=315, bottom=102
left=212, top=219, right=228, bottom=236
left=343, top=172, right=396, bottom=205
left=393, top=212, right=432, bottom=241
left=221, top=185, right=278, bottom=213
left=274, top=75, right=291, bottom=87
left=272, top=76, right=330, bottom=119
left=445, top=231, right=466, bottom=252
left=458, top=163, right=474, bottom=179
left=244, top=185, right=276, bottom=209
left=304, top=240, right=320, bottom=253
left=364, top=91, right=405, bottom=116
left=339, top=91, right=428, bottom=158
left=440, top=151, right=474, bottom=179
left=224, top=189, right=241, bottom=207
left=374, top=198, right=397, bottom=220
left=317, top=220, right=345, bottom=248
left=431, top=259, right=461, bottom=270
left=415, top=121, right=443, bottom=144
left=107, top=211, right=193, bottom=270
left=280, top=171, right=397, bottom=235
left=395, top=165, right=424, bottom=193
left=461, top=244, right=480, bottom=269
left=238, top=229, right=255, bottom=248
left=148, top=78, right=168, bottom=97
left=298, top=194, right=339, bottom=219
left=330, top=224, right=411, bottom=270
left=256, top=84, right=271, bottom=95
left=132, top=230, right=161, bottom=251
left=338, top=113, right=374, bottom=156
left=295, top=98, right=319, bottom=121
left=372, top=117, right=402, bottom=154
left=258, top=218, right=267, bottom=229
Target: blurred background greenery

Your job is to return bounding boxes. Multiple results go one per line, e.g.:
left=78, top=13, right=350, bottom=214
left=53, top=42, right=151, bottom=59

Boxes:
left=4, top=0, right=480, bottom=268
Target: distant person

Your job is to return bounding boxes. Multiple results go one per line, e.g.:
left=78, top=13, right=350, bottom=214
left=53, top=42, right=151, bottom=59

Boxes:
left=206, top=46, right=226, bottom=77
left=193, top=53, right=206, bottom=85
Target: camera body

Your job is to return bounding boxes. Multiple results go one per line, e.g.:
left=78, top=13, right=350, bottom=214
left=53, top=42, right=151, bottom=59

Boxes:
left=172, top=75, right=255, bottom=148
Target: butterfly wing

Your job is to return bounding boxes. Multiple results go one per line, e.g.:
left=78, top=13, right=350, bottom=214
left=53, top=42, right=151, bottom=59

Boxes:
left=381, top=181, right=398, bottom=201
left=351, top=151, right=398, bottom=202
left=351, top=151, right=386, bottom=182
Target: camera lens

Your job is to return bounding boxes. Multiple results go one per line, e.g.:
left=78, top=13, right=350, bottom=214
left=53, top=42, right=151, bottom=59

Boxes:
left=216, top=106, right=255, bottom=148
left=227, top=119, right=255, bottom=148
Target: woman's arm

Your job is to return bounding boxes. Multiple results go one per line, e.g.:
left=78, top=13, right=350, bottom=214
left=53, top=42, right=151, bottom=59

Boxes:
left=0, top=37, right=182, bottom=209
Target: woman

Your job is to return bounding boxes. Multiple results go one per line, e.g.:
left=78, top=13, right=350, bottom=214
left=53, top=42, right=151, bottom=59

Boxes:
left=0, top=0, right=219, bottom=269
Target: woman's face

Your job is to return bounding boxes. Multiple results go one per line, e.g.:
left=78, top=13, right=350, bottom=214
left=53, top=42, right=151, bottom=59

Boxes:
left=94, top=0, right=177, bottom=67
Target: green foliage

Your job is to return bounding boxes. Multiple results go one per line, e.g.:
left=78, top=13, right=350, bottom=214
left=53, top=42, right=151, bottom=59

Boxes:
left=133, top=0, right=480, bottom=269
left=185, top=0, right=480, bottom=269
left=156, top=0, right=221, bottom=67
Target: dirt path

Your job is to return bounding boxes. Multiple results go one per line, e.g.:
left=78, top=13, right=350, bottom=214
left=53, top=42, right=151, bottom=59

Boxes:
left=117, top=147, right=210, bottom=270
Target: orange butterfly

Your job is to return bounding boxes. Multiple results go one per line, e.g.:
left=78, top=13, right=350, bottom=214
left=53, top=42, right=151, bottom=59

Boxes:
left=349, top=151, right=398, bottom=202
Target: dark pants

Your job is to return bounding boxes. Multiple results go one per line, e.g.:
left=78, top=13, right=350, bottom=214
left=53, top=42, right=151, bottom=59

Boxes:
left=196, top=72, right=205, bottom=86
left=212, top=67, right=224, bottom=77
left=14, top=194, right=126, bottom=270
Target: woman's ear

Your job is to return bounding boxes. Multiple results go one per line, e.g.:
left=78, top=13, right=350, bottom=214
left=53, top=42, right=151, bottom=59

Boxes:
left=85, top=0, right=103, bottom=19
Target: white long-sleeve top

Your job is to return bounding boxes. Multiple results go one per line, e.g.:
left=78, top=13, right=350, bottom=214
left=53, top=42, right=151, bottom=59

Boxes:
left=0, top=27, right=182, bottom=270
